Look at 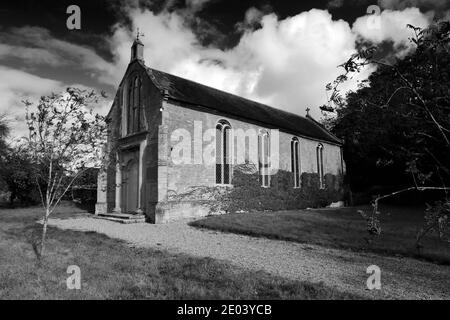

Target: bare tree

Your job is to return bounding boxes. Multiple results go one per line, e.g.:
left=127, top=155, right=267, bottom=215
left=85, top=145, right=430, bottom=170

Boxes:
left=24, top=87, right=107, bottom=258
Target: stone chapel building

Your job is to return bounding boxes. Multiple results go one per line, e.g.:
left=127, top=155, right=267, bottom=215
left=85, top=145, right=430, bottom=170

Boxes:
left=95, top=37, right=345, bottom=223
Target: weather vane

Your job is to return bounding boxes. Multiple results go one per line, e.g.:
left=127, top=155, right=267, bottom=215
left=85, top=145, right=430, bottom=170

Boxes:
left=136, top=28, right=145, bottom=41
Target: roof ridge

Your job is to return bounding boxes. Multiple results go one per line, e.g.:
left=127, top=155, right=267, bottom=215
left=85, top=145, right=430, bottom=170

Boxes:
left=305, top=115, right=342, bottom=144
left=147, top=67, right=311, bottom=121
left=145, top=66, right=342, bottom=145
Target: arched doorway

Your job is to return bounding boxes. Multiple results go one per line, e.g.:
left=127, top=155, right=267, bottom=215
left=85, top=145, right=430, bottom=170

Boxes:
left=122, top=158, right=139, bottom=213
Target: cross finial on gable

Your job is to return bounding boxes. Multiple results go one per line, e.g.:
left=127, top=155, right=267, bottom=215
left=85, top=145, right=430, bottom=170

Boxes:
left=136, top=28, right=144, bottom=41
left=306, top=107, right=310, bottom=116
left=131, top=28, right=145, bottom=63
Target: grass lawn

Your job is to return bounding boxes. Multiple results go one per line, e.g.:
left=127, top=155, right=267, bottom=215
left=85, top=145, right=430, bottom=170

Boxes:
left=0, top=202, right=360, bottom=299
left=189, top=205, right=450, bottom=265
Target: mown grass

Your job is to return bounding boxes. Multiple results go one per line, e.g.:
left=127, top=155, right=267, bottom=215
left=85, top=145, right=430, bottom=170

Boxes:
left=0, top=202, right=361, bottom=299
left=189, top=205, right=450, bottom=265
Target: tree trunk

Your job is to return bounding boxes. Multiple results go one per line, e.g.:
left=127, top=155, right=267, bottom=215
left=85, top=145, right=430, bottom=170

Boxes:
left=39, top=211, right=49, bottom=258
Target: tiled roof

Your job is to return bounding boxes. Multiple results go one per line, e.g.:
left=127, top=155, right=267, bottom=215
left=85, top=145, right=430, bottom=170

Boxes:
left=145, top=66, right=342, bottom=145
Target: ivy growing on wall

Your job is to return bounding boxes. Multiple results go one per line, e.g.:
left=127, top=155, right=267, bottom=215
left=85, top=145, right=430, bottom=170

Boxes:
left=224, top=164, right=344, bottom=213
left=168, top=163, right=345, bottom=214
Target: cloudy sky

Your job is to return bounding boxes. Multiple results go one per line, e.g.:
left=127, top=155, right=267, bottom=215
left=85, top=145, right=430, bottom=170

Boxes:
left=0, top=0, right=448, bottom=138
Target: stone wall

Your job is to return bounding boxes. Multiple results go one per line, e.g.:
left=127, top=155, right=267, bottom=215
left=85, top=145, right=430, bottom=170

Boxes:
left=163, top=101, right=343, bottom=194
left=152, top=100, right=345, bottom=222
left=97, top=61, right=163, bottom=221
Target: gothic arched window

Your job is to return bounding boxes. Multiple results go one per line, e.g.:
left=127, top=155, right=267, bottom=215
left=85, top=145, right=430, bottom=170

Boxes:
left=259, top=130, right=270, bottom=187
left=216, top=120, right=232, bottom=184
left=316, top=143, right=324, bottom=189
left=291, top=137, right=300, bottom=188
left=139, top=79, right=144, bottom=130
left=133, top=77, right=141, bottom=132
left=126, top=75, right=142, bottom=134
left=127, top=81, right=133, bottom=134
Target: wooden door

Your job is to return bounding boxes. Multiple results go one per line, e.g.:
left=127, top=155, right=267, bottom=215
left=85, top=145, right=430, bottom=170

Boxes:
left=122, top=159, right=139, bottom=213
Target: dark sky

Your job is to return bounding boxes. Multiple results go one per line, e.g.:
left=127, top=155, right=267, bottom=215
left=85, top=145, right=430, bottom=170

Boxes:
left=0, top=0, right=377, bottom=57
left=0, top=0, right=446, bottom=61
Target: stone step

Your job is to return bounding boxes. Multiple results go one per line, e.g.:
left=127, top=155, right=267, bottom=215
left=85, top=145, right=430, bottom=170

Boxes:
left=93, top=215, right=146, bottom=224
left=97, top=212, right=146, bottom=220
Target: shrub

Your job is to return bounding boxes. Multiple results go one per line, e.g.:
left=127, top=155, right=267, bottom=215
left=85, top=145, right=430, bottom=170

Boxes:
left=223, top=164, right=344, bottom=213
left=416, top=199, right=450, bottom=251
left=166, top=164, right=345, bottom=214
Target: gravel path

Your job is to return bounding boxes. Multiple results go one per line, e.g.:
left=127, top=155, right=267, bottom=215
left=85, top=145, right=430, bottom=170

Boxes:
left=48, top=217, right=450, bottom=299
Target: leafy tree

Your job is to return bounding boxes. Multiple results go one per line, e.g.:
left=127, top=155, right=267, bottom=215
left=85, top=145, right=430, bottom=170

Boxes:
left=24, top=87, right=107, bottom=258
left=0, top=114, right=9, bottom=158
left=0, top=114, right=10, bottom=194
left=322, top=21, right=450, bottom=250
left=0, top=142, right=37, bottom=205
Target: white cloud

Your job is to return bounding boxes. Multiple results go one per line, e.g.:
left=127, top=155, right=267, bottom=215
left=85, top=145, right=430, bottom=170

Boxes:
left=110, top=9, right=200, bottom=77
left=0, top=44, right=64, bottom=66
left=107, top=8, right=367, bottom=118
left=0, top=27, right=117, bottom=86
left=106, top=6, right=432, bottom=118
left=236, top=7, right=266, bottom=31
left=0, top=66, right=112, bottom=140
left=0, top=66, right=63, bottom=139
left=232, top=10, right=363, bottom=115
left=352, top=8, right=432, bottom=56
left=0, top=66, right=63, bottom=112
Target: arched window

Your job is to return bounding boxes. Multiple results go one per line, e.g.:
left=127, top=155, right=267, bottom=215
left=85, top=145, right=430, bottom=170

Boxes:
left=216, top=120, right=232, bottom=184
left=258, top=130, right=270, bottom=187
left=291, top=138, right=300, bottom=188
left=127, top=81, right=133, bottom=134
left=133, top=77, right=141, bottom=132
left=139, top=79, right=144, bottom=130
left=126, top=75, right=142, bottom=134
left=316, top=143, right=324, bottom=189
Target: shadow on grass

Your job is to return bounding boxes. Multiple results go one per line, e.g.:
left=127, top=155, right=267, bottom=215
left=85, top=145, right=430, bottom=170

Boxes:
left=0, top=217, right=364, bottom=299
